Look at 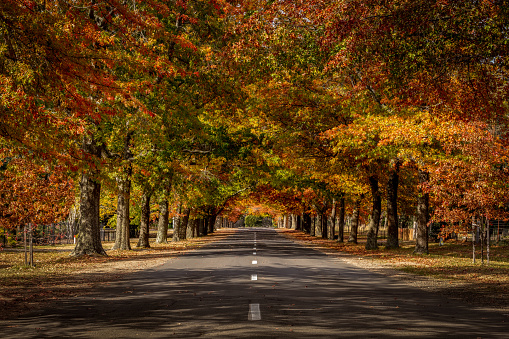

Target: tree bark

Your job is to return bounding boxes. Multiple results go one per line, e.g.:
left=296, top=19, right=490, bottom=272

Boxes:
left=112, top=129, right=134, bottom=250
left=348, top=198, right=361, bottom=244
left=137, top=192, right=151, bottom=248
left=310, top=215, right=316, bottom=236
left=386, top=161, right=400, bottom=249
left=414, top=169, right=430, bottom=254
left=365, top=176, right=382, bottom=250
left=180, top=207, right=190, bottom=239
left=71, top=134, right=106, bottom=257
left=328, top=199, right=336, bottom=240
left=112, top=174, right=131, bottom=250
left=71, top=172, right=106, bottom=256
left=172, top=205, right=183, bottom=242
left=187, top=218, right=197, bottom=239
left=155, top=198, right=169, bottom=244
left=338, top=196, right=345, bottom=242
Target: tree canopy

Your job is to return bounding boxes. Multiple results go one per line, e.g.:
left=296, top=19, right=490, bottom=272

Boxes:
left=1, top=0, right=508, bottom=256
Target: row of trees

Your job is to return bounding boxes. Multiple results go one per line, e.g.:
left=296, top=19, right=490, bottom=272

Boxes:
left=218, top=0, right=509, bottom=254
left=1, top=1, right=508, bottom=256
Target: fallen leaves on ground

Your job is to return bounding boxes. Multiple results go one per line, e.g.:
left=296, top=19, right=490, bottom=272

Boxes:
left=279, top=229, right=509, bottom=310
left=0, top=230, right=234, bottom=319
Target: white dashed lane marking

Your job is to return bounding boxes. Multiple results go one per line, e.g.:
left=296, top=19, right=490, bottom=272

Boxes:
left=248, top=303, right=261, bottom=321
left=251, top=274, right=257, bottom=281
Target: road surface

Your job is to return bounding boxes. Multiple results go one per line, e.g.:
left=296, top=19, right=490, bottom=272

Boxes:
left=1, top=228, right=507, bottom=338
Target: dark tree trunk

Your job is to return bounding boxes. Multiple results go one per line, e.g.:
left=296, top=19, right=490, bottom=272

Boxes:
left=414, top=169, right=430, bottom=254
left=348, top=198, right=361, bottom=244
left=328, top=199, right=336, bottom=240
left=155, top=198, right=169, bottom=244
left=302, top=213, right=311, bottom=233
left=296, top=215, right=302, bottom=231
left=338, top=196, right=345, bottom=242
left=137, top=192, right=151, bottom=248
left=366, top=176, right=382, bottom=250
left=321, top=212, right=328, bottom=239
left=71, top=173, right=106, bottom=256
left=208, top=214, right=216, bottom=234
left=112, top=175, right=131, bottom=250
left=386, top=161, right=400, bottom=249
left=201, top=218, right=207, bottom=236
left=310, top=215, right=316, bottom=236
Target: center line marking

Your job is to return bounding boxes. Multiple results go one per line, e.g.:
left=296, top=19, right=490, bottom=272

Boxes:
left=251, top=274, right=257, bottom=281
left=252, top=260, right=257, bottom=265
left=248, top=303, right=261, bottom=321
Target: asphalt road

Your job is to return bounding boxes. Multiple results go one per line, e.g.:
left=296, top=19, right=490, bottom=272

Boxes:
left=1, top=228, right=508, bottom=338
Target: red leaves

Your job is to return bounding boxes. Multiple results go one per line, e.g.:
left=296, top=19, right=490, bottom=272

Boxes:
left=0, top=150, right=75, bottom=229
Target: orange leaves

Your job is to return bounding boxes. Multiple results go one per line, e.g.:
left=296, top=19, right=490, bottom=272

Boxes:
left=0, top=150, right=75, bottom=229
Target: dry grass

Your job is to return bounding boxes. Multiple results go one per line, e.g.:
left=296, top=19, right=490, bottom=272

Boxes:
left=0, top=230, right=233, bottom=319
left=279, top=229, right=509, bottom=309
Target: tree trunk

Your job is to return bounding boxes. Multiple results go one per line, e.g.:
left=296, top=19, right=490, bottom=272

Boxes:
left=71, top=173, right=106, bottom=256
left=328, top=199, right=336, bottom=240
left=200, top=218, right=207, bottom=236
left=414, top=169, right=430, bottom=254
left=321, top=212, right=328, bottom=239
left=386, top=162, right=400, bottom=249
left=187, top=218, right=197, bottom=239
left=67, top=201, right=80, bottom=240
left=310, top=215, right=316, bottom=236
left=137, top=192, right=151, bottom=248
left=172, top=205, right=182, bottom=242
left=194, top=219, right=200, bottom=237
left=180, top=207, right=190, bottom=239
left=487, top=218, right=490, bottom=265
left=296, top=215, right=302, bottom=231
left=366, top=176, right=382, bottom=250
left=208, top=214, right=216, bottom=234
left=112, top=175, right=131, bottom=250
left=302, top=213, right=311, bottom=233
left=293, top=214, right=298, bottom=230
left=348, top=198, right=361, bottom=244
left=338, top=196, right=345, bottom=242
left=155, top=198, right=169, bottom=244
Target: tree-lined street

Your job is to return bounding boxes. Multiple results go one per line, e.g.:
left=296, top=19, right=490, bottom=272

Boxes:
left=2, top=228, right=507, bottom=338
left=1, top=1, right=509, bottom=337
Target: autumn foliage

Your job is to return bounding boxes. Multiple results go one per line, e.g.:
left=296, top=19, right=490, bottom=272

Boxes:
left=0, top=0, right=508, bottom=256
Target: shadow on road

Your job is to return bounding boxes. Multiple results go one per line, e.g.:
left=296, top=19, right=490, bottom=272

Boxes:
left=1, top=228, right=507, bottom=338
